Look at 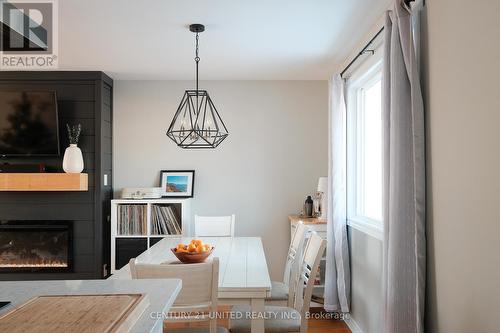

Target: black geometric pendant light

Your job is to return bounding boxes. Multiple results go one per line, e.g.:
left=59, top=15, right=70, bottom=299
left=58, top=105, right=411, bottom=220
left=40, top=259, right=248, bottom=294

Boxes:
left=167, top=24, right=228, bottom=149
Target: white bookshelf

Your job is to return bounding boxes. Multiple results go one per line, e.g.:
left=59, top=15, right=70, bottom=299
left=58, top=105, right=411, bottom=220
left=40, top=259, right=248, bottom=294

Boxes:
left=110, top=198, right=191, bottom=273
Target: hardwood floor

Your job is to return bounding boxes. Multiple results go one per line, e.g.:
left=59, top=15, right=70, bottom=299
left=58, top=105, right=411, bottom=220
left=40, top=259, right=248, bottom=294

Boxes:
left=164, top=306, right=351, bottom=332
left=308, top=318, right=351, bottom=333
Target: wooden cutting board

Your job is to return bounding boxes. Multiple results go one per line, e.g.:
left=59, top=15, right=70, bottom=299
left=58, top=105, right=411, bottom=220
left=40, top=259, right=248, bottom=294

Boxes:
left=0, top=294, right=149, bottom=333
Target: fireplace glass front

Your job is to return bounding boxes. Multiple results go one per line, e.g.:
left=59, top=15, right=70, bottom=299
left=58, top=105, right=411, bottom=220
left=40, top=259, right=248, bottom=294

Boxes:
left=0, top=221, right=72, bottom=272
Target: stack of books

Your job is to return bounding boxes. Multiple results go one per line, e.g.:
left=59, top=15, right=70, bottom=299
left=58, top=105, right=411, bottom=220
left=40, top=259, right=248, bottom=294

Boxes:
left=117, top=204, right=147, bottom=235
left=151, top=205, right=182, bottom=235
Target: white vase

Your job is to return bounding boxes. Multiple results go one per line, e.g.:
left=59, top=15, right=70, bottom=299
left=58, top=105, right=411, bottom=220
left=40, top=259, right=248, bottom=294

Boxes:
left=63, top=144, right=84, bottom=173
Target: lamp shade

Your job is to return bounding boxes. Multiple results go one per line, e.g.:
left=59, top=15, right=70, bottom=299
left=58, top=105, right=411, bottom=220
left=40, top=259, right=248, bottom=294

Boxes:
left=317, top=177, right=328, bottom=193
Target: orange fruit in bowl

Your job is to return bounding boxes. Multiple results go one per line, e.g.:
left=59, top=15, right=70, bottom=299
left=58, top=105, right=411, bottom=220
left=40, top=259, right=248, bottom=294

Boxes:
left=176, top=243, right=186, bottom=251
left=203, top=244, right=211, bottom=252
left=187, top=243, right=197, bottom=253
left=195, top=245, right=205, bottom=253
left=191, top=239, right=203, bottom=247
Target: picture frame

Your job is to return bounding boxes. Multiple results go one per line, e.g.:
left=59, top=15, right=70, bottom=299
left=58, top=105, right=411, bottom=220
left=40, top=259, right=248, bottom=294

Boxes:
left=159, top=170, right=195, bottom=198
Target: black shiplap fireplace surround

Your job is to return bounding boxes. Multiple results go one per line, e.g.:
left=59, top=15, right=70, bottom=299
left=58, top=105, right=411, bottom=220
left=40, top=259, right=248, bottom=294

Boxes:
left=0, top=71, right=113, bottom=280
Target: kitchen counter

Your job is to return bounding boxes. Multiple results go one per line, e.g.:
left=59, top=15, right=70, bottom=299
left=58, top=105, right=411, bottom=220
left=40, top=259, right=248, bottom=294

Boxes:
left=0, top=279, right=182, bottom=333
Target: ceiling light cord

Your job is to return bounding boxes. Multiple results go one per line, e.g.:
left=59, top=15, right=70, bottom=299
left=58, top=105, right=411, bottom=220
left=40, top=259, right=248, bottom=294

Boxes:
left=195, top=32, right=200, bottom=96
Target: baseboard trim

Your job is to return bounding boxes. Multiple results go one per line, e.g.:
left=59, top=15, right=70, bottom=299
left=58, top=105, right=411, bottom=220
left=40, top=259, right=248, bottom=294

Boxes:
left=344, top=315, right=363, bottom=333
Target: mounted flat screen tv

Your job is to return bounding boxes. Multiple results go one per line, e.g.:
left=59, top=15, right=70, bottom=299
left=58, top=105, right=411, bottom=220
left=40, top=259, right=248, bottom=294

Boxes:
left=0, top=91, right=60, bottom=156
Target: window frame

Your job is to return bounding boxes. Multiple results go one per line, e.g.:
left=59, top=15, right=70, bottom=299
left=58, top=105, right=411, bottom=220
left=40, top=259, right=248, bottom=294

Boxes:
left=346, top=50, right=384, bottom=240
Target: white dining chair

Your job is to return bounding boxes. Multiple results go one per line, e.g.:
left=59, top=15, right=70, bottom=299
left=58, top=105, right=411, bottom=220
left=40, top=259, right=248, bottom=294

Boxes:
left=129, top=257, right=227, bottom=333
left=266, top=221, right=308, bottom=306
left=194, top=214, right=235, bottom=237
left=229, top=232, right=326, bottom=333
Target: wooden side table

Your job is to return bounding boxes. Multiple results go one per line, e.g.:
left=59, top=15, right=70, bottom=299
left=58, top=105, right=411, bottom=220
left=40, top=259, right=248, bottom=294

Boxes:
left=288, top=215, right=326, bottom=238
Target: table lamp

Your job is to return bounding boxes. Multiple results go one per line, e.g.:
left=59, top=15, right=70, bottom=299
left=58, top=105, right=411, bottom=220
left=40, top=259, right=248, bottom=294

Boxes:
left=317, top=177, right=328, bottom=219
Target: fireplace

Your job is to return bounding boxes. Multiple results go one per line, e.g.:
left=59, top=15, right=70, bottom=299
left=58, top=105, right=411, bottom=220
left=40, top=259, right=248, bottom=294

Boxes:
left=0, top=221, right=72, bottom=272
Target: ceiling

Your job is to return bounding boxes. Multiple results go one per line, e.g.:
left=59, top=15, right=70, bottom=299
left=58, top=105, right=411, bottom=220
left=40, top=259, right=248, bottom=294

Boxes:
left=59, top=0, right=390, bottom=80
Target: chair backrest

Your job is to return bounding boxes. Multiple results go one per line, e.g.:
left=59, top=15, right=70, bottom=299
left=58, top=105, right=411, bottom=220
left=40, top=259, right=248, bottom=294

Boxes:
left=194, top=214, right=235, bottom=237
left=293, top=232, right=326, bottom=332
left=129, top=257, right=219, bottom=333
left=283, top=222, right=308, bottom=306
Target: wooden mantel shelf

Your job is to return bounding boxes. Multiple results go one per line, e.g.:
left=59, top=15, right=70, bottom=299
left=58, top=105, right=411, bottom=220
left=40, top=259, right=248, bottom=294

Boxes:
left=0, top=173, right=88, bottom=191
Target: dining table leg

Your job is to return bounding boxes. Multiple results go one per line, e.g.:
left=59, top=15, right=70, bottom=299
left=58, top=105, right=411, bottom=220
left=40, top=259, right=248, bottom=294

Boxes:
left=250, top=298, right=265, bottom=333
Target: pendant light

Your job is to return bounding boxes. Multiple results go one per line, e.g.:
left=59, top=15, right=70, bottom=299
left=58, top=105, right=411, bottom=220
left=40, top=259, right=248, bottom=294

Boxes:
left=167, top=24, right=228, bottom=149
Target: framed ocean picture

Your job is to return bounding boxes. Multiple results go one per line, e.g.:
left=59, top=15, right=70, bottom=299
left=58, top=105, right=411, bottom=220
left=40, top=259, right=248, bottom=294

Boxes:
left=159, top=170, right=195, bottom=198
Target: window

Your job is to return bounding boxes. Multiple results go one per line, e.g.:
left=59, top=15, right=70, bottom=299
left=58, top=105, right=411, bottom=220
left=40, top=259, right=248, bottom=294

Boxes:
left=346, top=54, right=383, bottom=239
left=356, top=77, right=382, bottom=221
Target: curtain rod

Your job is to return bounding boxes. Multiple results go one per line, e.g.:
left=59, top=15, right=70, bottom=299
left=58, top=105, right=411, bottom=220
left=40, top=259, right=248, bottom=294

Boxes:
left=339, top=0, right=415, bottom=79
left=340, top=27, right=384, bottom=78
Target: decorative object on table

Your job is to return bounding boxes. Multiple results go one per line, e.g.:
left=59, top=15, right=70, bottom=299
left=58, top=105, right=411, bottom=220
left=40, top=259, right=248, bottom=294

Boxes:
left=166, top=23, right=228, bottom=149
left=313, top=192, right=321, bottom=217
left=62, top=124, right=84, bottom=173
left=121, top=187, right=162, bottom=199
left=304, top=195, right=314, bottom=217
left=317, top=176, right=328, bottom=219
left=171, top=239, right=214, bottom=264
left=159, top=170, right=194, bottom=197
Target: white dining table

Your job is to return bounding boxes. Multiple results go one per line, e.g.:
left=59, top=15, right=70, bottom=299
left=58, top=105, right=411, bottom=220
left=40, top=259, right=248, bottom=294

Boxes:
left=111, top=237, right=272, bottom=333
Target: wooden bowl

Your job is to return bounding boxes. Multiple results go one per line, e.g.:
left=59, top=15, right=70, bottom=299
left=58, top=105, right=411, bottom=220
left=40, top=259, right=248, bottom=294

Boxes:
left=171, top=247, right=214, bottom=264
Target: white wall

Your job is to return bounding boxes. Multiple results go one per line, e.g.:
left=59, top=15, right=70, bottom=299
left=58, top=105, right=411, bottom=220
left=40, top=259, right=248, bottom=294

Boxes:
left=348, top=228, right=383, bottom=333
left=113, top=80, right=328, bottom=279
left=423, top=1, right=500, bottom=332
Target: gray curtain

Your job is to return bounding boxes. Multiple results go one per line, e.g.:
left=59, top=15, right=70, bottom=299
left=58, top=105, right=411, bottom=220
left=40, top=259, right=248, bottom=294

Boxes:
left=325, top=74, right=350, bottom=313
left=382, top=1, right=426, bottom=333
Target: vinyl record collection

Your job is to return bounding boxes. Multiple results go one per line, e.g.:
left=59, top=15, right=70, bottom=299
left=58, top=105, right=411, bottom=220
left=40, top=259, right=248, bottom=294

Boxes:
left=117, top=204, right=147, bottom=235
left=151, top=205, right=182, bottom=235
